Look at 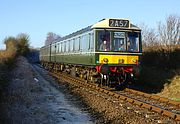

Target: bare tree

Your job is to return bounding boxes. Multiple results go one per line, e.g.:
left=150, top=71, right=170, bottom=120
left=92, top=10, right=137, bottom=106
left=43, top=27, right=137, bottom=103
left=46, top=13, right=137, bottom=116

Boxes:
left=158, top=14, right=180, bottom=46
left=138, top=23, right=158, bottom=48
left=16, top=33, right=30, bottom=55
left=145, top=29, right=158, bottom=46
left=138, top=23, right=148, bottom=47
left=45, top=32, right=61, bottom=45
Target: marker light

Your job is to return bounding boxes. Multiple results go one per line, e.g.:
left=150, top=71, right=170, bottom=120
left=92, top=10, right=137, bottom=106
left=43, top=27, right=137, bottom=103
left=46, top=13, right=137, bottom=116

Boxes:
left=103, top=58, right=109, bottom=63
left=132, top=59, right=138, bottom=64
left=118, top=59, right=124, bottom=64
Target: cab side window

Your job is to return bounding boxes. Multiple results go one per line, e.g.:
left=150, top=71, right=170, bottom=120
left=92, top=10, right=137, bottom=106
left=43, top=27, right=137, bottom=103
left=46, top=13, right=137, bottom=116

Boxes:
left=97, top=31, right=110, bottom=51
left=127, top=32, right=139, bottom=52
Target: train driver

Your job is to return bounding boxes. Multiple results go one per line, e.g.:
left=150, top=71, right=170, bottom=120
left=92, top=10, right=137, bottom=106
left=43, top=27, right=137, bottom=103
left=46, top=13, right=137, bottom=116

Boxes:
left=99, top=40, right=110, bottom=51
left=127, top=38, right=136, bottom=51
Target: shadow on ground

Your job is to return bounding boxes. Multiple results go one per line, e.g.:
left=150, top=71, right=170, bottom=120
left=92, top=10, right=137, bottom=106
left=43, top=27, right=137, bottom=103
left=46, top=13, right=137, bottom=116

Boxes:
left=129, top=66, right=179, bottom=94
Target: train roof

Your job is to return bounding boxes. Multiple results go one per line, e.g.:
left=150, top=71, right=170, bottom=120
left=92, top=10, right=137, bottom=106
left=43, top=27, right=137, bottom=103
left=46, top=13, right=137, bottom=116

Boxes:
left=58, top=26, right=92, bottom=42
left=53, top=18, right=141, bottom=43
left=92, top=18, right=140, bottom=30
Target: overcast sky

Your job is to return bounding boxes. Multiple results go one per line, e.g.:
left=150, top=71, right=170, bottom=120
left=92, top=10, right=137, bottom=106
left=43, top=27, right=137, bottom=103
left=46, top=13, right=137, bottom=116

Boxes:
left=0, top=0, right=180, bottom=49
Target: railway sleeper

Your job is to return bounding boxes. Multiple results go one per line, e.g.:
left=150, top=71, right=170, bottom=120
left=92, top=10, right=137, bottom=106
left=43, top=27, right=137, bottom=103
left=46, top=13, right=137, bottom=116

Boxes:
left=162, top=110, right=178, bottom=120
left=133, top=100, right=143, bottom=107
left=126, top=98, right=134, bottom=103
left=150, top=95, right=160, bottom=100
left=168, top=101, right=180, bottom=106
left=159, top=97, right=169, bottom=103
left=151, top=106, right=163, bottom=114
left=141, top=103, right=152, bottom=110
left=175, top=114, right=180, bottom=121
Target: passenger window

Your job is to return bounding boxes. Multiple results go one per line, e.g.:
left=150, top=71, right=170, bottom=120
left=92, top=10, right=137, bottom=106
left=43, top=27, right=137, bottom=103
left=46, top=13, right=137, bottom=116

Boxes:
left=88, top=33, right=91, bottom=50
left=64, top=41, right=66, bottom=52
left=82, top=35, right=87, bottom=51
left=73, top=39, right=75, bottom=51
left=66, top=40, right=70, bottom=52
left=62, top=42, right=64, bottom=52
left=90, top=33, right=94, bottom=51
left=59, top=43, right=61, bottom=53
left=79, top=36, right=82, bottom=51
left=75, top=38, right=79, bottom=51
left=70, top=39, right=74, bottom=52
left=61, top=43, right=63, bottom=52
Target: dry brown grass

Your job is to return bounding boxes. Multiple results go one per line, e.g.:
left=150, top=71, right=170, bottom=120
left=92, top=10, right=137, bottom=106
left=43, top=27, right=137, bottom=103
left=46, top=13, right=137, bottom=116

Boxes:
left=0, top=49, right=16, bottom=87
left=0, top=50, right=16, bottom=64
left=140, top=44, right=180, bottom=101
left=158, top=75, right=180, bottom=101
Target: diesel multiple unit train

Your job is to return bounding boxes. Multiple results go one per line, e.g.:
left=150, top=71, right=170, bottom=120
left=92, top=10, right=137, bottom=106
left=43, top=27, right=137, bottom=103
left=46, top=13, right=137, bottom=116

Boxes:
left=40, top=18, right=142, bottom=88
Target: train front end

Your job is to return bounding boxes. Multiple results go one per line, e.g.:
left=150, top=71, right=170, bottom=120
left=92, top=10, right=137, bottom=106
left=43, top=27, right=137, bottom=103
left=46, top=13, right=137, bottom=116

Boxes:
left=92, top=19, right=142, bottom=87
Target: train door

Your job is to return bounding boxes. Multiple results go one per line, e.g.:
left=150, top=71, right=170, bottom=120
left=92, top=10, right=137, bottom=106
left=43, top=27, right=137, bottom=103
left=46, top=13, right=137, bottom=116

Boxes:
left=49, top=44, right=51, bottom=62
left=54, top=44, right=57, bottom=62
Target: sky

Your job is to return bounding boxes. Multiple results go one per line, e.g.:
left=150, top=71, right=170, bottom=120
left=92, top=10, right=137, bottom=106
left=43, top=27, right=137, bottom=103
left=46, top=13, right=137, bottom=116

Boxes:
left=0, top=0, right=180, bottom=49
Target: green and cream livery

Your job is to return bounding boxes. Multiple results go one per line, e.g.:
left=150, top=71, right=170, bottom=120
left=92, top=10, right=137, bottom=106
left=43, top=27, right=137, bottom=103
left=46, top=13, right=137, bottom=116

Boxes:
left=40, top=18, right=142, bottom=87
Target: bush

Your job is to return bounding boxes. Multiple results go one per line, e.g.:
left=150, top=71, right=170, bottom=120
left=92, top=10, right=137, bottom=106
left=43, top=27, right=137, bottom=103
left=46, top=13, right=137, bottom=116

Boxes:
left=141, top=45, right=180, bottom=70
left=0, top=49, right=17, bottom=89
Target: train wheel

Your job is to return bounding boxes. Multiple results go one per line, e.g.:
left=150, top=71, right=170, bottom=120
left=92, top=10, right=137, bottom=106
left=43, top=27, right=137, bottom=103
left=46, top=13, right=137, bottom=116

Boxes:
left=100, top=74, right=110, bottom=86
left=115, top=73, right=128, bottom=90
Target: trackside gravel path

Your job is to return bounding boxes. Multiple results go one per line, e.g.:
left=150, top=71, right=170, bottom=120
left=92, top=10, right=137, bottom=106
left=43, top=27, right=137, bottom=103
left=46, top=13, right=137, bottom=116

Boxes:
left=0, top=56, right=94, bottom=124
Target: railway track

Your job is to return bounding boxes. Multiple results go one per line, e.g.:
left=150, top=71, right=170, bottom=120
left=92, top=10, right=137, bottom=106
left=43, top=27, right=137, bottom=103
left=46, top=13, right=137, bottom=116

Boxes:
left=50, top=71, right=180, bottom=121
